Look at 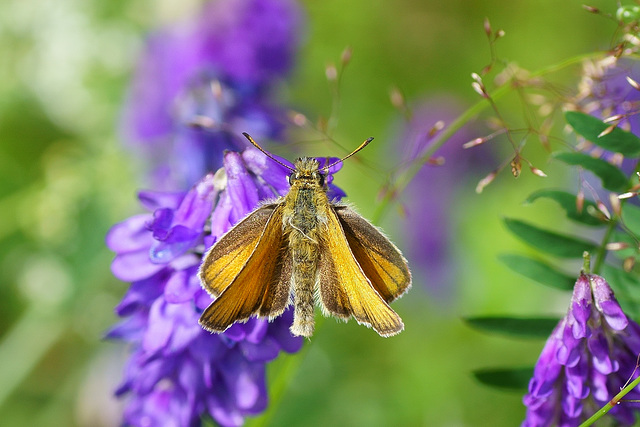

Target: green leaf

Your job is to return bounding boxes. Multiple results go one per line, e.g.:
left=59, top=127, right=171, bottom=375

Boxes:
left=503, top=218, right=598, bottom=258
left=473, top=367, right=532, bottom=390
left=565, top=111, right=640, bottom=157
left=498, top=254, right=575, bottom=290
left=464, top=316, right=560, bottom=339
left=601, top=264, right=640, bottom=289
left=554, top=152, right=630, bottom=192
left=622, top=203, right=640, bottom=236
left=525, top=189, right=603, bottom=227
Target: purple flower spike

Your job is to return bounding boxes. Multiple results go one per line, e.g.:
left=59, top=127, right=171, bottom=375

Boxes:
left=107, top=147, right=348, bottom=426
left=120, top=0, right=303, bottom=189
left=523, top=273, right=640, bottom=426
left=396, top=98, right=494, bottom=299
left=574, top=57, right=640, bottom=136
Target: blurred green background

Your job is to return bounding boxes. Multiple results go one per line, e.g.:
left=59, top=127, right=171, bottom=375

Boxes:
left=0, top=0, right=617, bottom=426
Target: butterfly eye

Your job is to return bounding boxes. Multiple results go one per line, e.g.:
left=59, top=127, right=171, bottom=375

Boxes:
left=318, top=172, right=325, bottom=187
left=288, top=173, right=295, bottom=185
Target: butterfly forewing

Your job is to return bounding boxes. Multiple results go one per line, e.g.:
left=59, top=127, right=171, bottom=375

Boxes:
left=335, top=206, right=412, bottom=303
left=318, top=205, right=404, bottom=337
left=199, top=204, right=277, bottom=297
left=199, top=204, right=292, bottom=332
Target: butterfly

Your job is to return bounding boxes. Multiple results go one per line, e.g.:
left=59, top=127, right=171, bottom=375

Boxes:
left=198, top=133, right=411, bottom=337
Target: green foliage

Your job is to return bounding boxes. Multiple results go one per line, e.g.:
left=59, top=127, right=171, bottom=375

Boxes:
left=464, top=316, right=560, bottom=339
left=601, top=264, right=640, bottom=318
left=621, top=203, right=640, bottom=236
left=524, top=189, right=603, bottom=227
left=554, top=152, right=630, bottom=192
left=498, top=254, right=575, bottom=290
left=503, top=218, right=597, bottom=258
left=564, top=111, right=640, bottom=158
left=473, top=367, right=533, bottom=390
left=473, top=107, right=640, bottom=399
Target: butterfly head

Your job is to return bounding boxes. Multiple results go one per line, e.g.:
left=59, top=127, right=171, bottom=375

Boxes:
left=289, top=158, right=325, bottom=188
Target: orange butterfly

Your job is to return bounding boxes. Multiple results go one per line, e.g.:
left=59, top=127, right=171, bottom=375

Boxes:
left=198, top=133, right=411, bottom=337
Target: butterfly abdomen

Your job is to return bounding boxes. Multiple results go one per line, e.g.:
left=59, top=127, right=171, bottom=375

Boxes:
left=286, top=182, right=325, bottom=337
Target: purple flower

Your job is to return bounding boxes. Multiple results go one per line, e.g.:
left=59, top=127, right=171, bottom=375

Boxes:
left=523, top=273, right=640, bottom=426
left=396, top=98, right=494, bottom=299
left=120, top=0, right=303, bottom=189
left=574, top=57, right=640, bottom=136
left=107, top=149, right=343, bottom=426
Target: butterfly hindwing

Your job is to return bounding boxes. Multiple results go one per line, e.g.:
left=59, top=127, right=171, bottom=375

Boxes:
left=334, top=205, right=411, bottom=303
left=317, top=205, right=404, bottom=337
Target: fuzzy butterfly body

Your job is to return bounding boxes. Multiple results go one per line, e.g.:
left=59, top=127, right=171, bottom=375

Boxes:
left=198, top=135, right=411, bottom=337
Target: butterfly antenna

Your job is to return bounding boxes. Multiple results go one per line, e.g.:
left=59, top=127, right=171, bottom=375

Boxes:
left=322, top=137, right=374, bottom=172
left=242, top=132, right=295, bottom=172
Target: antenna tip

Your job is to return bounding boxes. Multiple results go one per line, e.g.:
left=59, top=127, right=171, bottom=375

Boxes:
left=242, top=132, right=260, bottom=149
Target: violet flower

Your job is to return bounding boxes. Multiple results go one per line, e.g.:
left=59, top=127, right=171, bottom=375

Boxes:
left=120, top=0, right=303, bottom=189
left=107, top=149, right=343, bottom=426
left=573, top=57, right=640, bottom=136
left=396, top=98, right=494, bottom=299
left=523, top=273, right=640, bottom=426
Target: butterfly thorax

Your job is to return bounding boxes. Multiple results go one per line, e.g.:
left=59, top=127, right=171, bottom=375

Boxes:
left=284, top=157, right=330, bottom=336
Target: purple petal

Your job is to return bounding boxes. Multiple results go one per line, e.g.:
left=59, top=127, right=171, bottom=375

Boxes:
left=148, top=208, right=174, bottom=240
left=207, top=392, right=244, bottom=427
left=143, top=299, right=174, bottom=353
left=558, top=322, right=582, bottom=367
left=224, top=151, right=260, bottom=218
left=243, top=318, right=269, bottom=344
left=164, top=268, right=198, bottom=303
left=560, top=393, right=583, bottom=419
left=106, top=214, right=154, bottom=252
left=173, top=173, right=217, bottom=229
left=149, top=225, right=200, bottom=263
left=105, top=311, right=148, bottom=341
left=327, top=183, right=347, bottom=201
left=115, top=272, right=167, bottom=316
left=220, top=351, right=266, bottom=411
left=242, top=148, right=290, bottom=195
left=239, top=336, right=280, bottom=362
left=590, top=275, right=628, bottom=330
left=194, top=288, right=214, bottom=311
left=189, top=332, right=227, bottom=364
left=138, top=190, right=185, bottom=211
left=268, top=308, right=303, bottom=353
left=565, top=354, right=590, bottom=399
left=588, top=329, right=618, bottom=374
left=111, top=249, right=165, bottom=282
left=209, top=190, right=235, bottom=242
left=569, top=275, right=592, bottom=339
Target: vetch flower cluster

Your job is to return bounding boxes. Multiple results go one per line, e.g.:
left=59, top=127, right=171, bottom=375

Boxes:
left=107, top=150, right=301, bottom=426
left=523, top=273, right=640, bottom=426
left=107, top=148, right=345, bottom=426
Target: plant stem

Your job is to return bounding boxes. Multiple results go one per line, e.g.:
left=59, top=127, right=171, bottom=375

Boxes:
left=579, top=374, right=640, bottom=427
left=372, top=51, right=603, bottom=224
left=592, top=218, right=617, bottom=275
